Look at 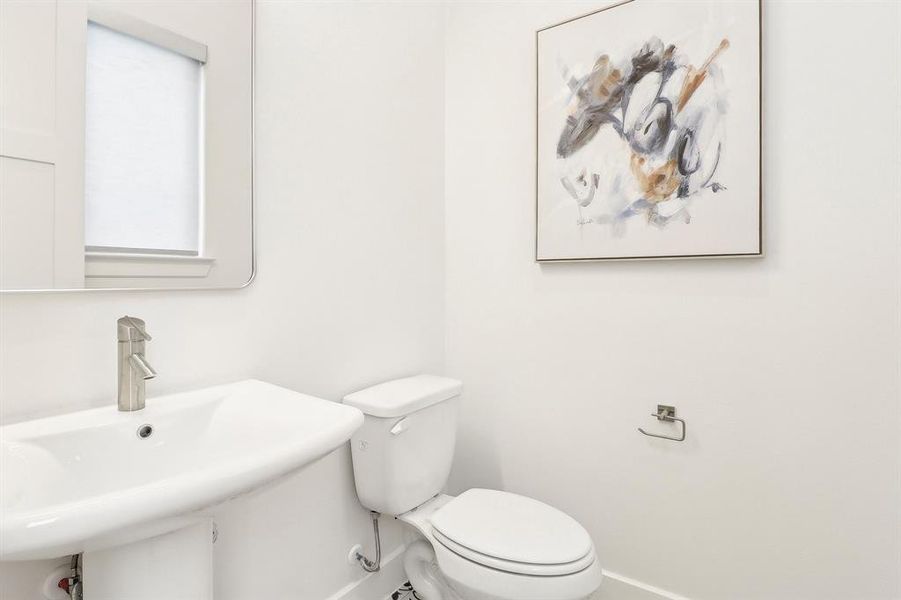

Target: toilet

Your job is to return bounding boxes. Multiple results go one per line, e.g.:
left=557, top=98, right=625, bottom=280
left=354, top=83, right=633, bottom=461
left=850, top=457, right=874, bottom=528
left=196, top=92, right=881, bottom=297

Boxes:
left=343, top=375, right=602, bottom=600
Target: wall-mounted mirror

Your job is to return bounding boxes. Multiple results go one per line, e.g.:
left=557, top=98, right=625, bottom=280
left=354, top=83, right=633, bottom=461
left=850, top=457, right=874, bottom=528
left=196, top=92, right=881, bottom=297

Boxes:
left=0, top=0, right=253, bottom=291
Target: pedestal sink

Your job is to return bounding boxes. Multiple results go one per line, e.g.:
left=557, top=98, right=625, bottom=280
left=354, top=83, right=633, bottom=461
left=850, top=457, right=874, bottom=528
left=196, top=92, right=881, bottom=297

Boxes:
left=0, top=379, right=364, bottom=599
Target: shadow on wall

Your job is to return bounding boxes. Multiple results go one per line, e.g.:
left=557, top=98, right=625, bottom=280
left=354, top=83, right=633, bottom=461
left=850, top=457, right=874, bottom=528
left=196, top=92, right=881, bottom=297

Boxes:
left=447, top=408, right=504, bottom=494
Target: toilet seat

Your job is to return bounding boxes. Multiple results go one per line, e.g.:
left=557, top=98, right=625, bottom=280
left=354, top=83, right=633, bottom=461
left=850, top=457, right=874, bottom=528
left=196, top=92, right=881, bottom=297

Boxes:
left=430, top=489, right=596, bottom=576
left=432, top=541, right=602, bottom=600
left=399, top=491, right=603, bottom=600
left=432, top=529, right=595, bottom=576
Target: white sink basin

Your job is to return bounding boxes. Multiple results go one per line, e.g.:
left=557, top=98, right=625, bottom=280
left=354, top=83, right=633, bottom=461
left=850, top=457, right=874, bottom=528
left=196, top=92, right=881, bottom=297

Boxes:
left=0, top=379, right=363, bottom=560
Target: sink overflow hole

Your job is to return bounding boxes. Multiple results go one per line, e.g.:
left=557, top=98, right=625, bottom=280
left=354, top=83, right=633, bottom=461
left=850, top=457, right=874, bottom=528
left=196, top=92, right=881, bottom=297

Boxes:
left=137, top=424, right=153, bottom=439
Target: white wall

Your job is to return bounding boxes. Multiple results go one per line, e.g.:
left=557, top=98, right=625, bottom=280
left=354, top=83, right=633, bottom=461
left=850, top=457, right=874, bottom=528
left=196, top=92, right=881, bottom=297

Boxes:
left=3, top=2, right=900, bottom=599
left=0, top=1, right=445, bottom=598
left=444, top=2, right=901, bottom=600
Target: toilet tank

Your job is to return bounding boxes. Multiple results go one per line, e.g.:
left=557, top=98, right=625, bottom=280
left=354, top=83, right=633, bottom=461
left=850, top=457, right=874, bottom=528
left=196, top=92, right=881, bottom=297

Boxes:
left=343, top=375, right=462, bottom=516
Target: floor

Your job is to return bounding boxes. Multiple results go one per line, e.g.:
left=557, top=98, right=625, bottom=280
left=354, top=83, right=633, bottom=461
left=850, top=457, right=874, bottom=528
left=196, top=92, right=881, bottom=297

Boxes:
left=390, top=581, right=421, bottom=600
left=388, top=577, right=635, bottom=600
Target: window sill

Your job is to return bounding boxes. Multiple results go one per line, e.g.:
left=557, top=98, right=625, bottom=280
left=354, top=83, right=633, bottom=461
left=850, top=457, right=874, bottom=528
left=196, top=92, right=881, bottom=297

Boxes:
left=85, top=252, right=215, bottom=279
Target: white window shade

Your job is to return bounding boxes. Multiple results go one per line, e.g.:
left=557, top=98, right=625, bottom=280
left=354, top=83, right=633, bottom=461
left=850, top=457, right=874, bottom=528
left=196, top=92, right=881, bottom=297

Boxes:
left=84, top=21, right=202, bottom=254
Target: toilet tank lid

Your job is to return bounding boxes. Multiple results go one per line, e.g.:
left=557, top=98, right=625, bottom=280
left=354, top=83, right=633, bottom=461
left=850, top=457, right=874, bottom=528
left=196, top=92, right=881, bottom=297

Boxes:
left=342, top=375, right=462, bottom=418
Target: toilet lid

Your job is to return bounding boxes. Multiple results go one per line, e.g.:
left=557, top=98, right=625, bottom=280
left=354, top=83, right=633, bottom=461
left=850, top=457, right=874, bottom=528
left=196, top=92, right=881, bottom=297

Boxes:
left=430, top=489, right=594, bottom=571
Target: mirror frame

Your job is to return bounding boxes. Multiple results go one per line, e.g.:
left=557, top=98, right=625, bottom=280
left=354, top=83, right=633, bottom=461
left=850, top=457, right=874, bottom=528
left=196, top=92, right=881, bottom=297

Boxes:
left=0, top=0, right=256, bottom=294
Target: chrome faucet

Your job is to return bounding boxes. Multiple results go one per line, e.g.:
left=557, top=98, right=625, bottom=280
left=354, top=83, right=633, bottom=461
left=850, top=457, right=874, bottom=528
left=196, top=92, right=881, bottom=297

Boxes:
left=117, top=316, right=157, bottom=411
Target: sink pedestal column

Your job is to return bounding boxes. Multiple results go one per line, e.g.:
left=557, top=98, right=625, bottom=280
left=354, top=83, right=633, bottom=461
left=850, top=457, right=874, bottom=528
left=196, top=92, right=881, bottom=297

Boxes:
left=82, top=520, right=214, bottom=600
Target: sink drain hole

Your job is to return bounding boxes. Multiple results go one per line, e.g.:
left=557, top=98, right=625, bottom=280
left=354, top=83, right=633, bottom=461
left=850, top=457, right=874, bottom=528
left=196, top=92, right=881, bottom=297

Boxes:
left=137, top=424, right=153, bottom=439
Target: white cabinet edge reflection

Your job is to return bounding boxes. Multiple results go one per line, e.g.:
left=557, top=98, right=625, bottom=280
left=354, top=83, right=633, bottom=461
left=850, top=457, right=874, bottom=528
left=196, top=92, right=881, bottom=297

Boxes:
left=0, top=0, right=255, bottom=293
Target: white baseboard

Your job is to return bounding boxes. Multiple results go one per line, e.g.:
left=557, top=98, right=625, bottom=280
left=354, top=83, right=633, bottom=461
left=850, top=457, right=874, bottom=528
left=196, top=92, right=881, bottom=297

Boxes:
left=324, top=550, right=690, bottom=600
left=594, top=570, right=692, bottom=600
left=323, top=544, right=407, bottom=600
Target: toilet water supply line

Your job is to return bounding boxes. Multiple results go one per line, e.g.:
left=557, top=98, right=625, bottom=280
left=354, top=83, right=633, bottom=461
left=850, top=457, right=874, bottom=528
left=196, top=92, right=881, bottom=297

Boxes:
left=59, top=554, right=82, bottom=600
left=355, top=511, right=382, bottom=573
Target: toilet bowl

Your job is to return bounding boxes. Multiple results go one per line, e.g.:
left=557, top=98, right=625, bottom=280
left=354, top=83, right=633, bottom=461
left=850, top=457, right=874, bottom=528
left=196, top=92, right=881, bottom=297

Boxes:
left=343, top=375, right=602, bottom=600
left=399, top=490, right=602, bottom=600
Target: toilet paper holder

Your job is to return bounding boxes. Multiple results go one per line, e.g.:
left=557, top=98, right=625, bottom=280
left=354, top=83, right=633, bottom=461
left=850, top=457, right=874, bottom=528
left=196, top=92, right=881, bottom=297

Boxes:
left=638, top=405, right=686, bottom=442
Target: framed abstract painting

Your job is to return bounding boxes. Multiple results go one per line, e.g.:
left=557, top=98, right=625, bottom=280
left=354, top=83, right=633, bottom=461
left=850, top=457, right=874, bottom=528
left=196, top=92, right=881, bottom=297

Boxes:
left=536, top=0, right=762, bottom=262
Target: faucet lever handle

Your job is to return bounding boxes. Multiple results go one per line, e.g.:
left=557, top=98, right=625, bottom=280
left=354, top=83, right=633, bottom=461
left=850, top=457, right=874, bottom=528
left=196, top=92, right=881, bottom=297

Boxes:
left=117, top=316, right=152, bottom=342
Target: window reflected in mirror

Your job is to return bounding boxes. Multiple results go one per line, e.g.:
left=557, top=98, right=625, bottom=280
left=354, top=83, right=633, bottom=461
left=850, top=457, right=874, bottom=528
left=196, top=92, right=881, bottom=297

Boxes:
left=0, top=0, right=253, bottom=291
